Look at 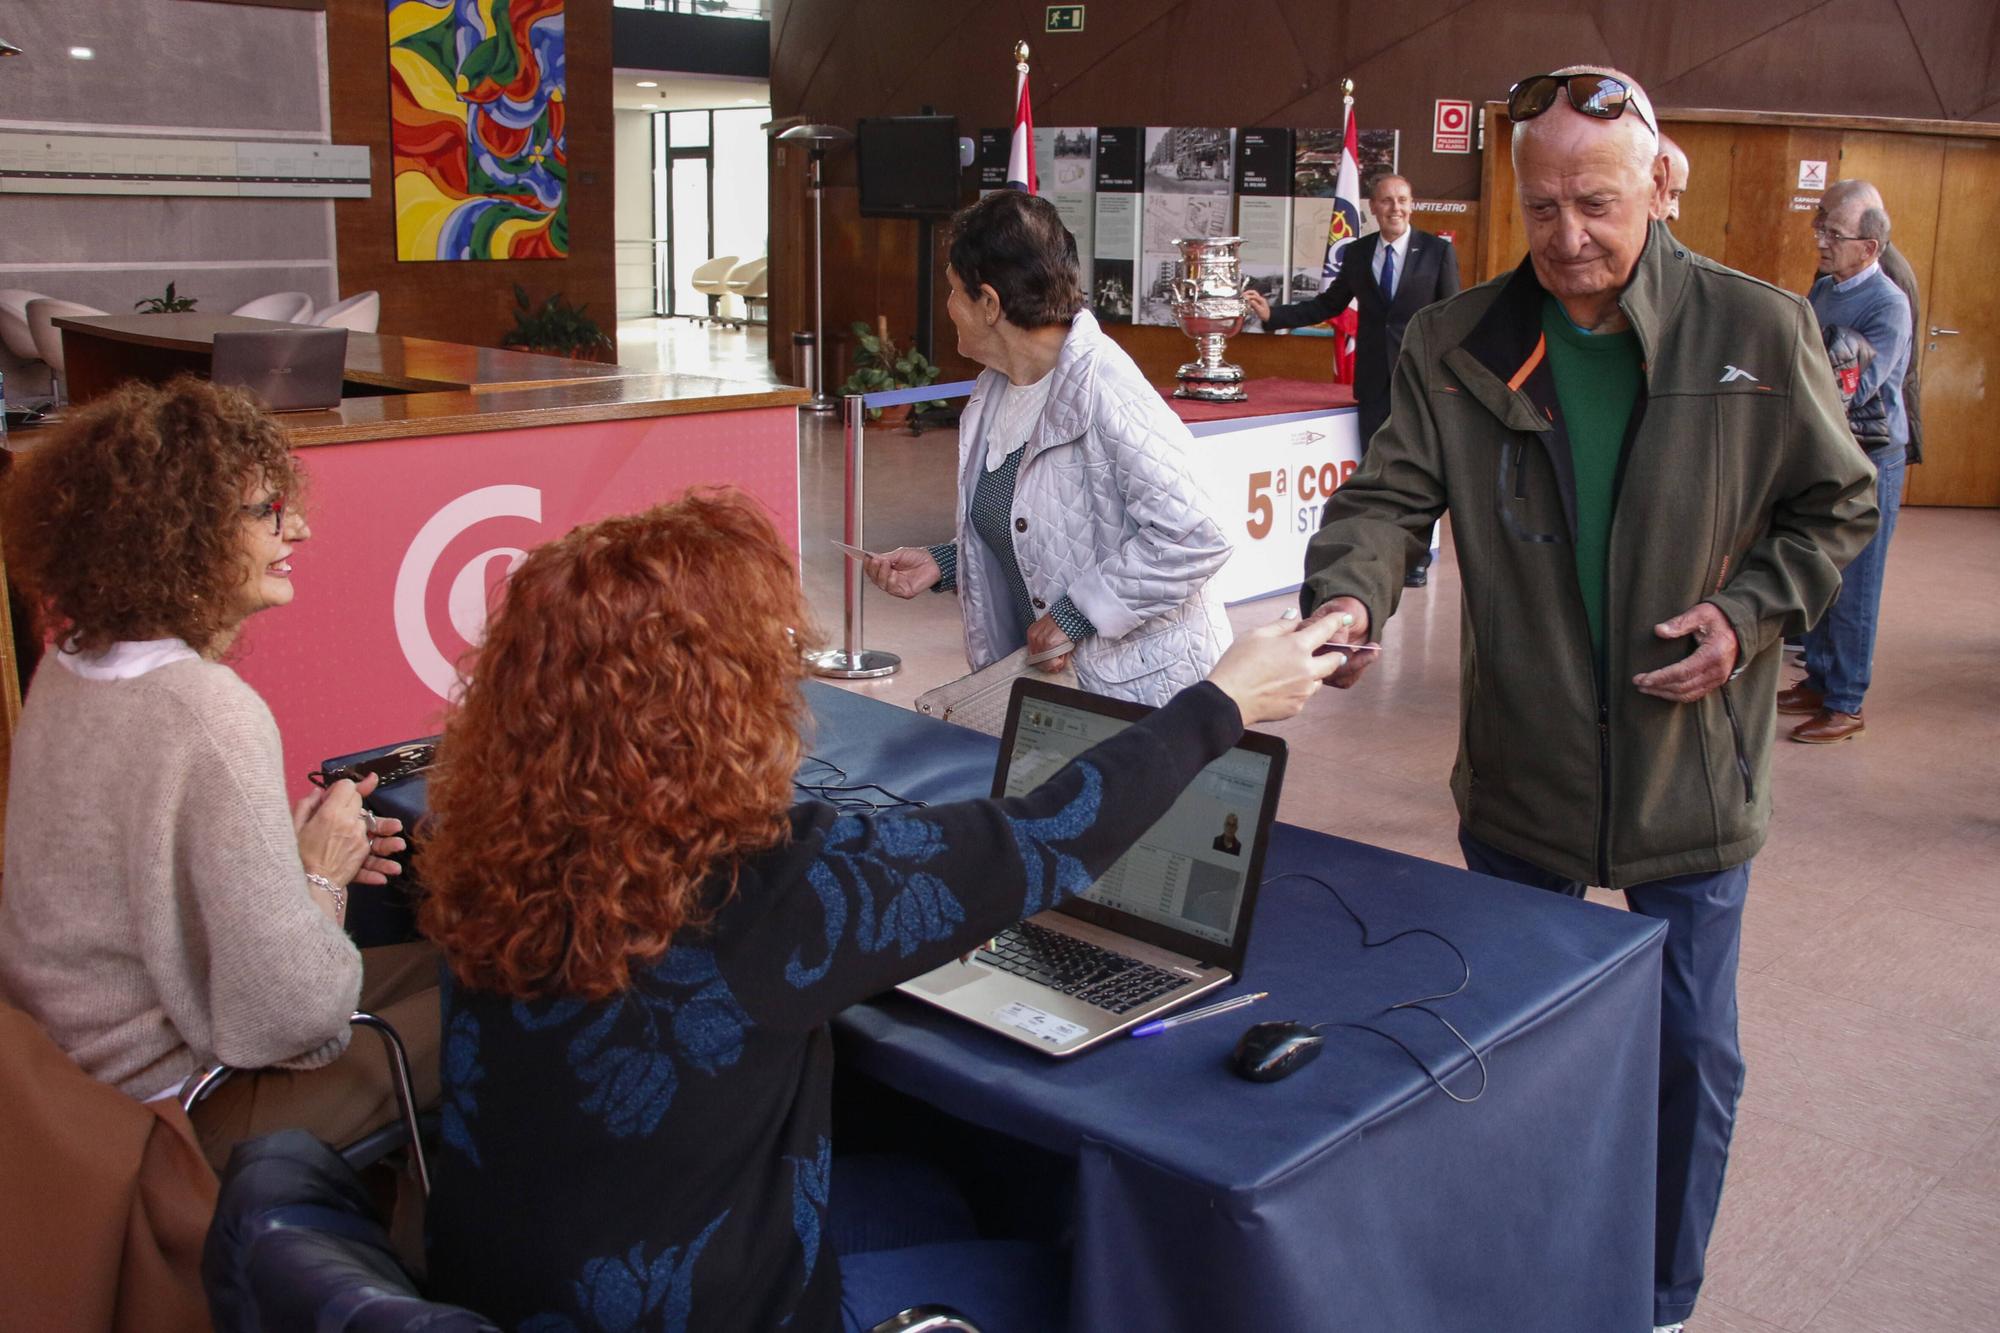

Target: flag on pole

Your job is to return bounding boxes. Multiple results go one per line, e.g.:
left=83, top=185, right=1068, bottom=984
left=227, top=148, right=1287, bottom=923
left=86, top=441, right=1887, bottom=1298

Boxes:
left=1318, top=89, right=1362, bottom=382
left=1007, top=43, right=1036, bottom=193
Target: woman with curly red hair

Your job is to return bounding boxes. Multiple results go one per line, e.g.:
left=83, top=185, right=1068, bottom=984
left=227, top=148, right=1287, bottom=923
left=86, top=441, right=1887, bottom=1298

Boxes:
left=417, top=488, right=1348, bottom=1332
left=0, top=376, right=435, bottom=1167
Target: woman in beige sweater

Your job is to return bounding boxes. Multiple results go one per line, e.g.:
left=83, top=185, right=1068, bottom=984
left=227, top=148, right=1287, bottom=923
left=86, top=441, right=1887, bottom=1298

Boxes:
left=0, top=377, right=439, bottom=1167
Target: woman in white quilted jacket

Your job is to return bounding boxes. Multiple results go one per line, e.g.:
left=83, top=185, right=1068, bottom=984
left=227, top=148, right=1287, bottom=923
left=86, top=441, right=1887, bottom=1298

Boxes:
left=866, top=189, right=1235, bottom=705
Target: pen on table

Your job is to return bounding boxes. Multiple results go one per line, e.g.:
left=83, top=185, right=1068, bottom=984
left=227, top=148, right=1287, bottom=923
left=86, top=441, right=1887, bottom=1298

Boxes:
left=1129, top=991, right=1269, bottom=1039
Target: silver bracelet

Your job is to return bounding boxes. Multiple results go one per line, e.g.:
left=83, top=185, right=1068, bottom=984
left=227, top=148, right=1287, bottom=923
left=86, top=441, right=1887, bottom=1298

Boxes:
left=305, top=871, right=347, bottom=920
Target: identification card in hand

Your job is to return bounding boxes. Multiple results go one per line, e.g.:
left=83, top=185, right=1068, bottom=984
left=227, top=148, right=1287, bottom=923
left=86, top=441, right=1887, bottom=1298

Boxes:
left=830, top=540, right=881, bottom=560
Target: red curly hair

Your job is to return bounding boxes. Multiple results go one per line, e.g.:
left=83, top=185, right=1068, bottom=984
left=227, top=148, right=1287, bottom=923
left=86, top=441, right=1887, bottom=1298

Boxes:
left=1, top=376, right=302, bottom=654
left=417, top=489, right=822, bottom=1000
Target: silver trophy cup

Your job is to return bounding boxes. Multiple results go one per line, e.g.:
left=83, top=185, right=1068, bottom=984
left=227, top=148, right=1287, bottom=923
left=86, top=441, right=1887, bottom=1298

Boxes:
left=1169, top=235, right=1249, bottom=402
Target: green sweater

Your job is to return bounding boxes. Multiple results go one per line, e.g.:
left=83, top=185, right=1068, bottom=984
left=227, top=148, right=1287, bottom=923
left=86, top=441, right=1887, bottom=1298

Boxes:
left=1539, top=299, right=1644, bottom=664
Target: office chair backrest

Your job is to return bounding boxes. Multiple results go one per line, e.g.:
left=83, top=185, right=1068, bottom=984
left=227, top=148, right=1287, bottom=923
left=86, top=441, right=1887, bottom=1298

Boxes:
left=204, top=1130, right=497, bottom=1333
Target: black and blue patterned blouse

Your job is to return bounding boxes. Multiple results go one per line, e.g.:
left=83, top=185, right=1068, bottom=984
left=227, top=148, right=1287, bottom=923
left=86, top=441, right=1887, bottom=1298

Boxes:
left=424, top=684, right=1243, bottom=1332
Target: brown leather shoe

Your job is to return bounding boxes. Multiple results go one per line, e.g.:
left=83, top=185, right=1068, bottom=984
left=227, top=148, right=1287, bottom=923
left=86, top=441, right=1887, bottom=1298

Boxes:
left=1775, top=684, right=1825, bottom=715
left=1789, top=709, right=1864, bottom=744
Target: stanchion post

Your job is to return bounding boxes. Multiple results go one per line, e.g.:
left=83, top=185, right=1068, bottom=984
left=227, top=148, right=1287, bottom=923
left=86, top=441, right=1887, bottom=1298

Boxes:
left=808, top=394, right=900, bottom=679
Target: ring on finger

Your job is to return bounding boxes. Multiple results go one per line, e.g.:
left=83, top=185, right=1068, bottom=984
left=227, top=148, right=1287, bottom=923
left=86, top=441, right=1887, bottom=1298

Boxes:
left=359, top=809, right=378, bottom=833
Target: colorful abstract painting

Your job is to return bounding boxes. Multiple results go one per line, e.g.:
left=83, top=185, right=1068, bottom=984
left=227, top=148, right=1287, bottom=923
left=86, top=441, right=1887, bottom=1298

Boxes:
left=389, top=0, right=567, bottom=261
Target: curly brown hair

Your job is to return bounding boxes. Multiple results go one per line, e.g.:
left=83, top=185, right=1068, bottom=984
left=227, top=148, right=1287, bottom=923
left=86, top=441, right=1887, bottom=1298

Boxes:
left=417, top=489, right=824, bottom=1000
left=1, top=376, right=301, bottom=655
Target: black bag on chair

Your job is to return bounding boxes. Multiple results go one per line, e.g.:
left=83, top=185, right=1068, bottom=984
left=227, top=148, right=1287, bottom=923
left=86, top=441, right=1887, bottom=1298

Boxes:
left=312, top=738, right=439, bottom=949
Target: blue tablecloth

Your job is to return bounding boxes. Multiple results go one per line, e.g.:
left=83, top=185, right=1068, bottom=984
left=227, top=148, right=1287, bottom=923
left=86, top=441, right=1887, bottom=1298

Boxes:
left=807, top=682, right=1666, bottom=1333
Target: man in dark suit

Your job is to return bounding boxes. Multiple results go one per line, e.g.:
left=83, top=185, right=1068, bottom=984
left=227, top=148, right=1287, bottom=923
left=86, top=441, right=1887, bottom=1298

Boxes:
left=1247, top=174, right=1461, bottom=585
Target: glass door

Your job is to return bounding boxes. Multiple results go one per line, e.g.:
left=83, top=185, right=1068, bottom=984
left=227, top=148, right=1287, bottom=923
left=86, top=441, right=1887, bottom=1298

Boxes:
left=650, top=105, right=770, bottom=320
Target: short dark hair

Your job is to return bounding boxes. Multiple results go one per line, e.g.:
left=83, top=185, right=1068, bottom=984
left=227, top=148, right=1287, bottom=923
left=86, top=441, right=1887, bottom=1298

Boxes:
left=946, top=189, right=1084, bottom=328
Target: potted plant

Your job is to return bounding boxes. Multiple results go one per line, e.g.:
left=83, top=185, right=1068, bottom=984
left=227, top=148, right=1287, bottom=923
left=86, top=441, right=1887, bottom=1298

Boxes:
left=838, top=318, right=942, bottom=424
left=501, top=285, right=616, bottom=361
left=134, top=282, right=198, bottom=314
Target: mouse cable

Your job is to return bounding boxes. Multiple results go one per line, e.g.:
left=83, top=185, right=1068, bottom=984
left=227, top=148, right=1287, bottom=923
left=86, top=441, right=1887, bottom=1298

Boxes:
left=795, top=755, right=929, bottom=813
left=1261, top=871, right=1489, bottom=1105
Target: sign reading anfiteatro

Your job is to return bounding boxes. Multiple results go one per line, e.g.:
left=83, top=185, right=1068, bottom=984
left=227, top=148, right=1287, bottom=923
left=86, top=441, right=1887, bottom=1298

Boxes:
left=1433, top=100, right=1473, bottom=154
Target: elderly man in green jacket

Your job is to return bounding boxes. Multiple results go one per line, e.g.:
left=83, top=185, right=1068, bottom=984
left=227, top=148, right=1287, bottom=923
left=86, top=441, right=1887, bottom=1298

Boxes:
left=1302, top=68, right=1878, bottom=1333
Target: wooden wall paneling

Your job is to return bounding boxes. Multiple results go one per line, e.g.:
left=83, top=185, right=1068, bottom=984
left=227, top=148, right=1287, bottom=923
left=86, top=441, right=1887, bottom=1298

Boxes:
left=1905, top=137, right=2000, bottom=506
left=1410, top=206, right=1481, bottom=292
left=1477, top=104, right=1528, bottom=283
left=1834, top=130, right=1946, bottom=313
left=327, top=0, right=615, bottom=349
left=1661, top=120, right=1738, bottom=265
left=1720, top=127, right=1842, bottom=294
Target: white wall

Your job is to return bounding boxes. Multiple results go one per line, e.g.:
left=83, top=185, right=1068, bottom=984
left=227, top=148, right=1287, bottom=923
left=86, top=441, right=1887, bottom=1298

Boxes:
left=613, top=109, right=656, bottom=318
left=0, top=0, right=340, bottom=392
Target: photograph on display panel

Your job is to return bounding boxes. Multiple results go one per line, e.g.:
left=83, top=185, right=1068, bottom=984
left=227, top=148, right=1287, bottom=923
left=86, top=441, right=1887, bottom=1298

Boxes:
left=1143, top=127, right=1234, bottom=194
left=389, top=0, right=569, bottom=261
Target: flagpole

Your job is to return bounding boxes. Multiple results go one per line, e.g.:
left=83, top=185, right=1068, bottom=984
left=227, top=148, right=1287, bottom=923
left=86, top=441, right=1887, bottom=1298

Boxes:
left=1008, top=41, right=1037, bottom=195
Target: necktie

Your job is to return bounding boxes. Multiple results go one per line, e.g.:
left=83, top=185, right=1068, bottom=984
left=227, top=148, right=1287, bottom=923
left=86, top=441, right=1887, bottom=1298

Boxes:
left=1380, top=245, right=1396, bottom=302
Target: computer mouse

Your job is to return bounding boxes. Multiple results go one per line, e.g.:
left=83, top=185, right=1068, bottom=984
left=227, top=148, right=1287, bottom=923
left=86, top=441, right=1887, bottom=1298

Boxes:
left=1230, top=1020, right=1324, bottom=1083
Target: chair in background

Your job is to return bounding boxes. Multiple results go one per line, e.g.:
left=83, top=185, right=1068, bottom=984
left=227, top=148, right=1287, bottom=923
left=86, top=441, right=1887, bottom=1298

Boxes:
left=180, top=1010, right=431, bottom=1197
left=230, top=292, right=315, bottom=324
left=689, top=253, right=740, bottom=324
left=725, top=256, right=769, bottom=327
left=25, top=297, right=107, bottom=403
left=314, top=291, right=380, bottom=333
left=0, top=287, right=52, bottom=363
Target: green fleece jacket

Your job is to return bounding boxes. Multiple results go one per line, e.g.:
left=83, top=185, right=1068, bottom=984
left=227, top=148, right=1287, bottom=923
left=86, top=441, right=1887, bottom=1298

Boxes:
left=1302, top=222, right=1879, bottom=888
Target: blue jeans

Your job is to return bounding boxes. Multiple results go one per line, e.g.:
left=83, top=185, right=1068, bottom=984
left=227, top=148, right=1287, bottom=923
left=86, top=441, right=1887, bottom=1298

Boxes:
left=1803, top=445, right=1903, bottom=714
left=1459, top=829, right=1749, bottom=1328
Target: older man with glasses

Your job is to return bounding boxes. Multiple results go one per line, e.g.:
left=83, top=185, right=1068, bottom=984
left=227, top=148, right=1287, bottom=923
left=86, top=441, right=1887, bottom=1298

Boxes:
left=1780, top=184, right=1914, bottom=743
left=1297, top=66, right=1879, bottom=1333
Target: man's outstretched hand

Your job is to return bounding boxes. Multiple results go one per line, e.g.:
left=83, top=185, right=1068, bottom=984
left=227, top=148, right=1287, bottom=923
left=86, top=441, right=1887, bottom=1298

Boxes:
left=1307, top=596, right=1379, bottom=689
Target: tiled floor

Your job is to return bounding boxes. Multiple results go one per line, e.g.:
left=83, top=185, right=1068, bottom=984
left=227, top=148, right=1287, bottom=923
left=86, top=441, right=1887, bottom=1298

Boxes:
left=792, top=402, right=2000, bottom=1332
left=616, top=316, right=774, bottom=383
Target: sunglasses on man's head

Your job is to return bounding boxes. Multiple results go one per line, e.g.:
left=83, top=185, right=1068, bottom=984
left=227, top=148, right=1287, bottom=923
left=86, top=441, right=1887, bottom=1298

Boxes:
left=1507, top=73, right=1656, bottom=137
left=241, top=492, right=286, bottom=535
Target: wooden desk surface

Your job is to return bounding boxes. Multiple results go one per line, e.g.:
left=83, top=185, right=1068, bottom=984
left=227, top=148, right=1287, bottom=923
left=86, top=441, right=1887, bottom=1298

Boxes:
left=44, top=313, right=806, bottom=444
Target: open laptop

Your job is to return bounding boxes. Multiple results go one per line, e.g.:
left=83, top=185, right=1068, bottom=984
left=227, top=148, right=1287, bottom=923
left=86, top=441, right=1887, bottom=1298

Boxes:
left=897, top=677, right=1286, bottom=1056
left=210, top=326, right=349, bottom=412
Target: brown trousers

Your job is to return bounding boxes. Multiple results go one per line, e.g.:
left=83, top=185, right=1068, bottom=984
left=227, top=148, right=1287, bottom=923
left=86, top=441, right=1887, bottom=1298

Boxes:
left=190, top=941, right=443, bottom=1170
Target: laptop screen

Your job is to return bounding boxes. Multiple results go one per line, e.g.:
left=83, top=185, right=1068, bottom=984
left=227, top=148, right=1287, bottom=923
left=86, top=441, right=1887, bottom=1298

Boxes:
left=994, top=680, right=1286, bottom=971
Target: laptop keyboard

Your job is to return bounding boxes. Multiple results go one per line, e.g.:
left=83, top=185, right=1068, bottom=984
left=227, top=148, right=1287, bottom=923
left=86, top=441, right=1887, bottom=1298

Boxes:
left=976, top=920, right=1189, bottom=1014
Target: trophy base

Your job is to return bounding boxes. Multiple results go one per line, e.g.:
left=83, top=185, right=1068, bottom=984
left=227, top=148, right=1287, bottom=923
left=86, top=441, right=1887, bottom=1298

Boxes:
left=1174, top=380, right=1249, bottom=403
left=1173, top=358, right=1247, bottom=402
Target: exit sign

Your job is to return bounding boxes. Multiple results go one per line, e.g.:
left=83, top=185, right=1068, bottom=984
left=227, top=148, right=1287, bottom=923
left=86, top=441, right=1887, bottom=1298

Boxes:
left=1046, top=5, right=1085, bottom=32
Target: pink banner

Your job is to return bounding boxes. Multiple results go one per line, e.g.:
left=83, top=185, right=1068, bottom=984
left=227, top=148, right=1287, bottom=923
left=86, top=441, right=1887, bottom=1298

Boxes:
left=232, top=407, right=799, bottom=797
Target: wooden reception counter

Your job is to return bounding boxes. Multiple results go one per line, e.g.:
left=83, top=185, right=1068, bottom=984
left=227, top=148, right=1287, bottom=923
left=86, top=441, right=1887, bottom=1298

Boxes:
left=33, top=313, right=808, bottom=796
left=50, top=313, right=806, bottom=444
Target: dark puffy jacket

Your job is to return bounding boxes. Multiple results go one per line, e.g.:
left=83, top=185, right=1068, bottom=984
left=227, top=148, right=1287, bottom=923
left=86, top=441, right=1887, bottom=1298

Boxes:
left=1822, top=323, right=1876, bottom=409
left=1826, top=320, right=1896, bottom=447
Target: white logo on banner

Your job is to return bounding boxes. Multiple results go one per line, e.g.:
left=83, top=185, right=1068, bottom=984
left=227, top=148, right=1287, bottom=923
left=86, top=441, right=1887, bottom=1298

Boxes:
left=394, top=485, right=543, bottom=699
